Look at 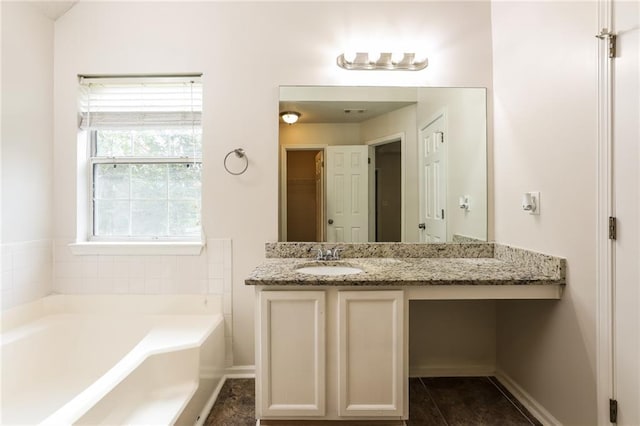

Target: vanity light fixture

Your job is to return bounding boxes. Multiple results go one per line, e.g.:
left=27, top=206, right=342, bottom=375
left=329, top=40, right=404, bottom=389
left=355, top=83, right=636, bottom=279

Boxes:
left=336, top=52, right=428, bottom=71
left=280, top=111, right=301, bottom=125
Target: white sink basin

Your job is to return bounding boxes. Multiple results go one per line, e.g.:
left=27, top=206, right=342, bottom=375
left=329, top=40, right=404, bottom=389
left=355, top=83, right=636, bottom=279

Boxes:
left=295, top=265, right=363, bottom=276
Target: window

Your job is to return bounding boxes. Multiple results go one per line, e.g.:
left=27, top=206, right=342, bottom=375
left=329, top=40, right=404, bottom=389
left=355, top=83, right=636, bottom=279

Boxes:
left=79, top=75, right=203, bottom=241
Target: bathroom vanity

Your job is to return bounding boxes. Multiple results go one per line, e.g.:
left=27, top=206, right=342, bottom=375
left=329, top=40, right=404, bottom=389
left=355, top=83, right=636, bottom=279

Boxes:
left=246, top=242, right=565, bottom=424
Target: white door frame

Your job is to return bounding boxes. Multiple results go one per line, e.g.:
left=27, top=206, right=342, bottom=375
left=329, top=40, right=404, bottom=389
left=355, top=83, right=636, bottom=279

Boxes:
left=366, top=132, right=406, bottom=241
left=596, top=0, right=614, bottom=423
left=596, top=0, right=614, bottom=425
left=280, top=144, right=327, bottom=242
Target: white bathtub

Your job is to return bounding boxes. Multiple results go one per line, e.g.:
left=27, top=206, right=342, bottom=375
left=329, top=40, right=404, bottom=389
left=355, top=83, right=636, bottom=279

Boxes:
left=1, top=295, right=225, bottom=425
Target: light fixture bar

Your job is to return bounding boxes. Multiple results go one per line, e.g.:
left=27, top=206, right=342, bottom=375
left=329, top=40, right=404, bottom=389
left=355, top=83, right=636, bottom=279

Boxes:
left=337, top=52, right=428, bottom=71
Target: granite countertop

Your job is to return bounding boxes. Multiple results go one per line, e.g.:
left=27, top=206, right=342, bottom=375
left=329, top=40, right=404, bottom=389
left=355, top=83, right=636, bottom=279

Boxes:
left=245, top=243, right=566, bottom=287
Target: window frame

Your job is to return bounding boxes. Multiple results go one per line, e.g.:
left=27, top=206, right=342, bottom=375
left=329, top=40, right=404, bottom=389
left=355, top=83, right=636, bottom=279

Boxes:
left=87, top=129, right=203, bottom=242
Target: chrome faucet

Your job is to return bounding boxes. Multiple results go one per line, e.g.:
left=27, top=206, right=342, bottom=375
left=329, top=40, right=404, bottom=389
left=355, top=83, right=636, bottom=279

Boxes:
left=316, top=247, right=342, bottom=261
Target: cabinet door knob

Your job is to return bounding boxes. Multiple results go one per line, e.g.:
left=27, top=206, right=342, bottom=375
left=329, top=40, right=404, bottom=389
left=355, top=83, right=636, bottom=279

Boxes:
left=328, top=219, right=334, bottom=225
left=418, top=223, right=426, bottom=229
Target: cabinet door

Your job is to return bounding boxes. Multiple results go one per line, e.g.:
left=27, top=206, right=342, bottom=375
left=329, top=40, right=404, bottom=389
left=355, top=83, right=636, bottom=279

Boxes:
left=258, top=291, right=325, bottom=417
left=338, top=290, right=404, bottom=417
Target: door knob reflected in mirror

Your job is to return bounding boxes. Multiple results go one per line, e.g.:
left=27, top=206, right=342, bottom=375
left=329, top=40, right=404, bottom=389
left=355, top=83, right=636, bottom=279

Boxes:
left=328, top=219, right=334, bottom=225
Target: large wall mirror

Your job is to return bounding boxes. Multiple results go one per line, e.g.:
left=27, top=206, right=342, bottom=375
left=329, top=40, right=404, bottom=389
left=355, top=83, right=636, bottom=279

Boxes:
left=279, top=86, right=487, bottom=243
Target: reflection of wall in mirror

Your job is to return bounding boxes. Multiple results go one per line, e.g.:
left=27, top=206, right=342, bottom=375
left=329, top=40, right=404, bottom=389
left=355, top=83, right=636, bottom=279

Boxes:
left=280, top=123, right=361, bottom=147
left=417, top=88, right=487, bottom=242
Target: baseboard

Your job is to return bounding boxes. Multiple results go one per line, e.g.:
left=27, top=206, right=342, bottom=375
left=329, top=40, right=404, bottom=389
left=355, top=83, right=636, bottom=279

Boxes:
left=194, top=367, right=256, bottom=426
left=195, top=376, right=227, bottom=426
left=495, top=369, right=562, bottom=426
left=409, top=364, right=496, bottom=377
left=225, top=364, right=256, bottom=378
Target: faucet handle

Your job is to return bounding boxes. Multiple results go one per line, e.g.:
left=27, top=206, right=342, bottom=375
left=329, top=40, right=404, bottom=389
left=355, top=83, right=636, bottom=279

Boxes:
left=332, top=248, right=342, bottom=260
left=316, top=248, right=324, bottom=260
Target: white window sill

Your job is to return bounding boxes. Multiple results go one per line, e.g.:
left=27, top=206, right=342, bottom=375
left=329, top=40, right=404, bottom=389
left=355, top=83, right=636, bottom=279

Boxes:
left=68, top=241, right=205, bottom=256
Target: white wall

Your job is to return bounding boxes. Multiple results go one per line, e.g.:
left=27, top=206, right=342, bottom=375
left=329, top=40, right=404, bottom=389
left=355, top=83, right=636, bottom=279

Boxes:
left=491, top=2, right=598, bottom=424
left=1, top=2, right=54, bottom=309
left=53, top=1, right=494, bottom=368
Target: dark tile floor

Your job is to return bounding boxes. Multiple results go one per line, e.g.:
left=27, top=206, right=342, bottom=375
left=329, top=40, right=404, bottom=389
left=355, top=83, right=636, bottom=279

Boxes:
left=205, top=377, right=541, bottom=426
left=204, top=378, right=256, bottom=426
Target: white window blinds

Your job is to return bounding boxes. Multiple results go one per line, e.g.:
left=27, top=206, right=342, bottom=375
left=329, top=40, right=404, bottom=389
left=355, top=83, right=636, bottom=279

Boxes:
left=78, top=75, right=203, bottom=130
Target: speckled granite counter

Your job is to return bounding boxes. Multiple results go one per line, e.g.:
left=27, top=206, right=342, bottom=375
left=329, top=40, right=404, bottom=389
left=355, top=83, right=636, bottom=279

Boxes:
left=246, top=243, right=566, bottom=297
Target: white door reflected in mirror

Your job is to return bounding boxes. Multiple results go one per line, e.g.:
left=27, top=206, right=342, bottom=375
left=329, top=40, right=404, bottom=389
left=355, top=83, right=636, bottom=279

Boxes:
left=419, top=113, right=447, bottom=243
left=325, top=146, right=369, bottom=243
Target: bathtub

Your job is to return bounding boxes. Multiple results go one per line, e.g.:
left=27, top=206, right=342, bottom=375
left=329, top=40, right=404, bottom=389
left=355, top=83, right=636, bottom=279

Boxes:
left=1, top=295, right=225, bottom=425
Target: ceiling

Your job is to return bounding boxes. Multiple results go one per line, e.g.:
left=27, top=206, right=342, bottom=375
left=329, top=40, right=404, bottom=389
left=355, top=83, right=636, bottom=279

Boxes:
left=279, top=100, right=416, bottom=124
left=29, top=1, right=77, bottom=20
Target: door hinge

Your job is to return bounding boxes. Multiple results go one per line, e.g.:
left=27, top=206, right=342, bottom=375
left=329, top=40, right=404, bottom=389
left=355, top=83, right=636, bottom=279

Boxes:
left=596, top=29, right=617, bottom=59
left=609, top=398, right=618, bottom=423
left=442, top=209, right=445, bottom=219
left=368, top=157, right=371, bottom=164
left=609, top=216, right=617, bottom=240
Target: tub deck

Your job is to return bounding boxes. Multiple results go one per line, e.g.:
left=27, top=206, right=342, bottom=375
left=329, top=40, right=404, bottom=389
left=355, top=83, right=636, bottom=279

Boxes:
left=1, top=295, right=224, bottom=426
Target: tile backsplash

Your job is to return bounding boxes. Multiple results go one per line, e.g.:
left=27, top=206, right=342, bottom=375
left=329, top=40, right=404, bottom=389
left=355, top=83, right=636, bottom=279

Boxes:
left=1, top=240, right=53, bottom=310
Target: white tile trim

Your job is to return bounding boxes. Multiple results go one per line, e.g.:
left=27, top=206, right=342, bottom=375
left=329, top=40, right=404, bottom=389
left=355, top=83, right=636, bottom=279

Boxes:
left=69, top=241, right=205, bottom=256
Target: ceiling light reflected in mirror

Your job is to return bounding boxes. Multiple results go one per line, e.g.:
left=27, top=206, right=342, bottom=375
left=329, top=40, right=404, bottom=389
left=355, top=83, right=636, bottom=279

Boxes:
left=280, top=111, right=301, bottom=125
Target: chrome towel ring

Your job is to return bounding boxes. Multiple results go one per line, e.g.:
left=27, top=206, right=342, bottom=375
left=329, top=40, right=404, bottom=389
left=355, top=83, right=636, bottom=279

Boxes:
left=224, top=148, right=249, bottom=175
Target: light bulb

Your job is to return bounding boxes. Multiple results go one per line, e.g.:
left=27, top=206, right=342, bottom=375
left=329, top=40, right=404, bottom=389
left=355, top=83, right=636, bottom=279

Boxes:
left=343, top=51, right=357, bottom=63
left=391, top=52, right=405, bottom=64
left=368, top=51, right=381, bottom=64
left=413, top=52, right=428, bottom=65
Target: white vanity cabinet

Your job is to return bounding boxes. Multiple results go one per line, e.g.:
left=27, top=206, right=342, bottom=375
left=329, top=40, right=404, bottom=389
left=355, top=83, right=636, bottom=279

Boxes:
left=338, top=290, right=405, bottom=417
left=257, top=291, right=326, bottom=417
left=256, top=288, right=406, bottom=423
